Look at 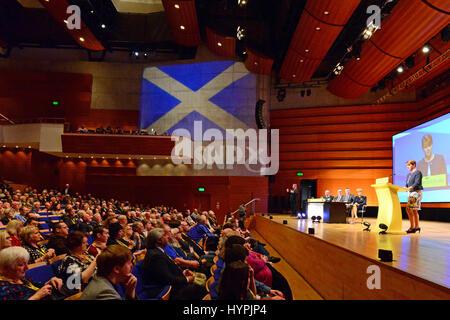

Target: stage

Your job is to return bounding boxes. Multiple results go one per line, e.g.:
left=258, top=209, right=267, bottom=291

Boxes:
left=252, top=215, right=450, bottom=299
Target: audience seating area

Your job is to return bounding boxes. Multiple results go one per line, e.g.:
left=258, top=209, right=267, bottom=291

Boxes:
left=0, top=180, right=292, bottom=301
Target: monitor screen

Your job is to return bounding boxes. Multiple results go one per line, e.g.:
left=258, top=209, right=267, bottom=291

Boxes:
left=393, top=113, right=450, bottom=203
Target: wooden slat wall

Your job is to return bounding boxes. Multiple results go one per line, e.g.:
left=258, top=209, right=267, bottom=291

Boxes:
left=270, top=86, right=450, bottom=207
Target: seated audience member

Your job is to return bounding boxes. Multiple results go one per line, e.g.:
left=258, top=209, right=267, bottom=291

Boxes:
left=96, top=126, right=106, bottom=134
left=91, top=213, right=102, bottom=229
left=142, top=228, right=207, bottom=300
left=117, top=215, right=128, bottom=227
left=121, top=224, right=137, bottom=251
left=0, top=247, right=63, bottom=300
left=115, top=127, right=123, bottom=135
left=62, top=208, right=79, bottom=231
left=179, top=221, right=206, bottom=257
left=87, top=226, right=109, bottom=257
left=77, top=211, right=94, bottom=234
left=47, top=222, right=70, bottom=256
left=1, top=208, right=14, bottom=225
left=107, top=222, right=129, bottom=249
left=19, top=226, right=55, bottom=264
left=105, top=126, right=113, bottom=134
left=162, top=225, right=202, bottom=271
left=77, top=125, right=88, bottom=133
left=0, top=230, right=12, bottom=251
left=224, top=243, right=285, bottom=300
left=186, top=215, right=219, bottom=251
left=80, top=245, right=137, bottom=300
left=6, top=220, right=23, bottom=247
left=322, top=190, right=334, bottom=202
left=13, top=206, right=27, bottom=223
left=31, top=201, right=41, bottom=214
left=57, top=231, right=97, bottom=297
left=131, top=221, right=146, bottom=250
left=333, top=189, right=345, bottom=202
left=350, top=188, right=367, bottom=223
left=224, top=236, right=293, bottom=300
left=103, top=216, right=118, bottom=229
left=218, top=261, right=257, bottom=300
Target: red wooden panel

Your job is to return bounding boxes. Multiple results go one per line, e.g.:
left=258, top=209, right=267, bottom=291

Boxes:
left=61, top=134, right=175, bottom=155
left=280, top=150, right=392, bottom=161
left=278, top=120, right=417, bottom=135
left=271, top=111, right=418, bottom=127
left=206, top=28, right=236, bottom=58
left=0, top=71, right=92, bottom=120
left=279, top=141, right=392, bottom=152
left=327, top=0, right=450, bottom=98
left=244, top=48, right=273, bottom=75
left=279, top=159, right=392, bottom=170
left=162, top=0, right=201, bottom=47
left=305, top=0, right=362, bottom=26
left=38, top=0, right=104, bottom=51
left=279, top=132, right=397, bottom=143
left=270, top=103, right=420, bottom=119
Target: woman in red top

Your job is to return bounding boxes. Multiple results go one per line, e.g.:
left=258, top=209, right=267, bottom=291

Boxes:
left=6, top=220, right=23, bottom=247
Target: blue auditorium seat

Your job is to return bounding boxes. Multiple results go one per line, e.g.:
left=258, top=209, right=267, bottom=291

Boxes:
left=132, top=260, right=171, bottom=300
left=25, top=265, right=55, bottom=284
left=87, top=234, right=95, bottom=246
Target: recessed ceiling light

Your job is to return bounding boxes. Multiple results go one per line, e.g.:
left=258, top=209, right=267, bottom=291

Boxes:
left=15, top=146, right=18, bottom=148
left=140, top=157, right=143, bottom=160
left=91, top=156, right=93, bottom=159
left=101, top=24, right=106, bottom=29
left=254, top=62, right=258, bottom=65
left=28, top=146, right=31, bottom=148
left=422, top=46, right=430, bottom=53
left=78, top=156, right=81, bottom=158
left=65, top=156, right=68, bottom=158
left=174, top=4, right=180, bottom=9
left=217, top=42, right=222, bottom=47
left=180, top=25, right=185, bottom=30
left=397, top=66, right=404, bottom=73
left=324, top=11, right=330, bottom=15
left=315, top=27, right=321, bottom=31
left=300, top=59, right=304, bottom=62
left=79, top=37, right=85, bottom=42
left=305, top=49, right=310, bottom=53
left=102, top=157, right=105, bottom=159
left=128, top=157, right=131, bottom=160
left=64, top=20, right=67, bottom=24
left=292, top=74, right=296, bottom=78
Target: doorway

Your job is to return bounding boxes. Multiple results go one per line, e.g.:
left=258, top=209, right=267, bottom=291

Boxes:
left=300, top=179, right=317, bottom=213
left=194, top=194, right=211, bottom=212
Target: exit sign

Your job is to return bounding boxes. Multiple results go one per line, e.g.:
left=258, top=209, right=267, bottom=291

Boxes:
left=198, top=187, right=205, bottom=192
left=296, top=172, right=304, bottom=176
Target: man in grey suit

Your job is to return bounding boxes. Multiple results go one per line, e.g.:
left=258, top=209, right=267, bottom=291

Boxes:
left=80, top=245, right=137, bottom=300
left=333, top=189, right=345, bottom=202
left=343, top=188, right=355, bottom=216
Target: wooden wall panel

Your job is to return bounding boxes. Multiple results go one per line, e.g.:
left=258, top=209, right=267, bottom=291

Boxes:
left=0, top=71, right=92, bottom=121
left=68, top=109, right=139, bottom=132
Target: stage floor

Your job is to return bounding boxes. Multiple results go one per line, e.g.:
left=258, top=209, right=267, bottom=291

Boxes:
left=261, top=215, right=450, bottom=290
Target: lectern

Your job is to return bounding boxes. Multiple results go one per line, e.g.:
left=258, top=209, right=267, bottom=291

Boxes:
left=371, top=181, right=408, bottom=235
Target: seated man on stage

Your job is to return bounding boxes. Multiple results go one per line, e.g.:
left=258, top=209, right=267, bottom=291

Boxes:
left=349, top=188, right=367, bottom=223
left=343, top=188, right=355, bottom=216
left=333, top=189, right=344, bottom=202
left=322, top=190, right=334, bottom=202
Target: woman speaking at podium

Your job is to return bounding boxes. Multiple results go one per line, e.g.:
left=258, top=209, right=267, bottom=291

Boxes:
left=405, top=160, right=423, bottom=234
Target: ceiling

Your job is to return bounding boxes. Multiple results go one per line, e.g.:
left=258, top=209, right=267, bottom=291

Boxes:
left=1, top=0, right=448, bottom=95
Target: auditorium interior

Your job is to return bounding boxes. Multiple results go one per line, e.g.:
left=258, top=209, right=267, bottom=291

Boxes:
left=0, top=0, right=449, bottom=302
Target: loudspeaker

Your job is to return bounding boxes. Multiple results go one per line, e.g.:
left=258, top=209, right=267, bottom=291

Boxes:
left=308, top=228, right=315, bottom=234
left=283, top=220, right=287, bottom=224
left=378, top=249, right=393, bottom=262
left=255, top=99, right=266, bottom=129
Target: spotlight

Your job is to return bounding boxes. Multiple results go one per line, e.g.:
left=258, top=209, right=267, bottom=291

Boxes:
left=236, top=26, right=245, bottom=40
left=422, top=45, right=430, bottom=54
left=379, top=223, right=388, bottom=235
left=363, top=221, right=371, bottom=231
left=101, top=24, right=106, bottom=29
left=297, top=213, right=302, bottom=219
left=397, top=65, right=404, bottom=73
left=302, top=213, right=307, bottom=218
left=378, top=249, right=393, bottom=262
left=134, top=51, right=139, bottom=57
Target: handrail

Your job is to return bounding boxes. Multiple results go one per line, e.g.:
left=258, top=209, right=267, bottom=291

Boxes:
left=230, top=198, right=260, bottom=215
left=0, top=113, right=14, bottom=124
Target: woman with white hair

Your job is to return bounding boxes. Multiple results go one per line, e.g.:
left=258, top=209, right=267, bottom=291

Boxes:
left=0, top=246, right=62, bottom=300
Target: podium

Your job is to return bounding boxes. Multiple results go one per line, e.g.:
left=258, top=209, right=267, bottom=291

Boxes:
left=307, top=199, right=347, bottom=223
left=371, top=182, right=408, bottom=235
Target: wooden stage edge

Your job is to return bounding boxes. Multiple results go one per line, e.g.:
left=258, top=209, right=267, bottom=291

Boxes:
left=251, top=215, right=450, bottom=300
